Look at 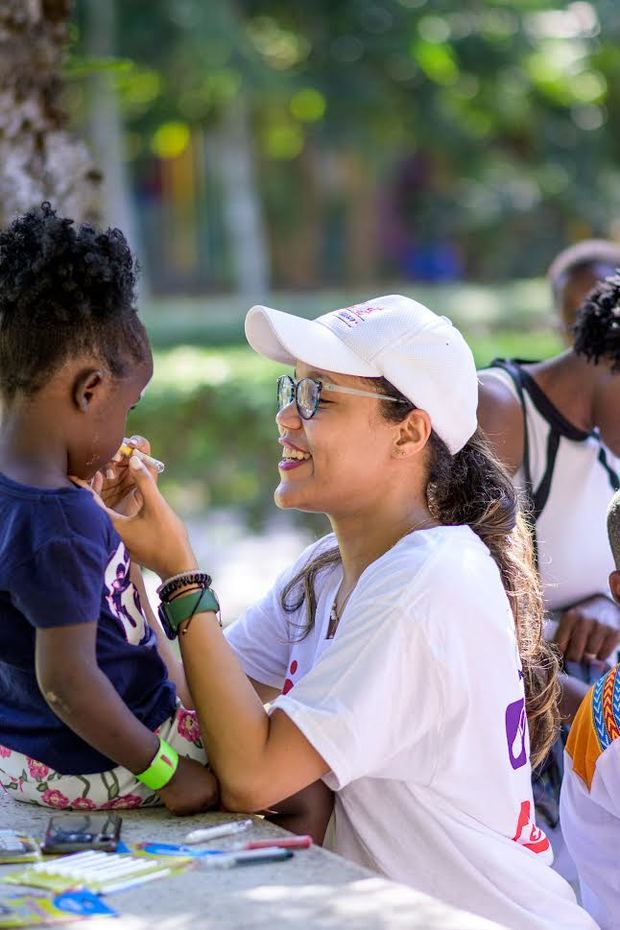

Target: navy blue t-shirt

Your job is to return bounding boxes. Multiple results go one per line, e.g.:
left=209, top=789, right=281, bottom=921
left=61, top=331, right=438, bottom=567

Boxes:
left=0, top=473, right=177, bottom=774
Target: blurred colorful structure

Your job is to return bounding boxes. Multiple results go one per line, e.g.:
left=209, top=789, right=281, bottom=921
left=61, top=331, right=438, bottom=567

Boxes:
left=62, top=0, right=620, bottom=294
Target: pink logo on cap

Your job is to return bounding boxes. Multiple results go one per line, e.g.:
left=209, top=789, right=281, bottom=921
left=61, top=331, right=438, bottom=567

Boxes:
left=334, top=303, right=385, bottom=328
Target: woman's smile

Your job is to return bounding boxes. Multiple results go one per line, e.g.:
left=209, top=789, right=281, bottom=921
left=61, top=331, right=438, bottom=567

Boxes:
left=278, top=439, right=312, bottom=471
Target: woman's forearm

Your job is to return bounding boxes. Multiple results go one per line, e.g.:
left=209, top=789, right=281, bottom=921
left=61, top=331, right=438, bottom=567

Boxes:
left=179, top=610, right=271, bottom=806
left=179, top=611, right=327, bottom=810
left=130, top=564, right=193, bottom=708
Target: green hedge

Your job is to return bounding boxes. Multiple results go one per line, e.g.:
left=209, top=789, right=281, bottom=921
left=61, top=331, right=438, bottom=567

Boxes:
left=128, top=328, right=561, bottom=523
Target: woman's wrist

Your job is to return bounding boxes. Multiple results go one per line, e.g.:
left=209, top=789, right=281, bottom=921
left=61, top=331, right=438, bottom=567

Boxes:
left=157, top=554, right=199, bottom=581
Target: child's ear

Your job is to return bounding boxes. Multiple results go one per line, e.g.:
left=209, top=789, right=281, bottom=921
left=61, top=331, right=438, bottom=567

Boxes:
left=609, top=570, right=620, bottom=604
left=72, top=368, right=104, bottom=412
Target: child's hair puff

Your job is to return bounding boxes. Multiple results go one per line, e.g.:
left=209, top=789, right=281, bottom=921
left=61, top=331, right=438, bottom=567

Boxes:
left=0, top=202, right=148, bottom=399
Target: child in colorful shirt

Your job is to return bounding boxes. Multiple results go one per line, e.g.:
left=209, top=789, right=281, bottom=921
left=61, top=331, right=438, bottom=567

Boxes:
left=560, top=488, right=620, bottom=929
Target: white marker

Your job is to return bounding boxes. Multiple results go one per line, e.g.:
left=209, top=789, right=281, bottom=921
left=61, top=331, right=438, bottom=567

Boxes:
left=184, top=819, right=253, bottom=845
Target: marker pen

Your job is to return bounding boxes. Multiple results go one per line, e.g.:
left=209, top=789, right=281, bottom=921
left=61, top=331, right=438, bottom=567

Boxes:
left=184, top=819, right=253, bottom=845
left=102, top=867, right=173, bottom=894
left=119, top=440, right=165, bottom=474
left=242, top=835, right=312, bottom=850
left=200, top=847, right=293, bottom=869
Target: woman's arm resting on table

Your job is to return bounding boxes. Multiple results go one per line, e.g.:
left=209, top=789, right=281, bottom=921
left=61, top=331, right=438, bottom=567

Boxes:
left=181, top=613, right=330, bottom=811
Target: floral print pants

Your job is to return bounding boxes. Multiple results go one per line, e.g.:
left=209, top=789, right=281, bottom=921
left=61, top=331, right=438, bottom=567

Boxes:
left=0, top=703, right=205, bottom=810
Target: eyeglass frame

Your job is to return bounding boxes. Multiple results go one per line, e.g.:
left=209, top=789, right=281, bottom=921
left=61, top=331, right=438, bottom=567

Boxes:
left=277, top=374, right=402, bottom=420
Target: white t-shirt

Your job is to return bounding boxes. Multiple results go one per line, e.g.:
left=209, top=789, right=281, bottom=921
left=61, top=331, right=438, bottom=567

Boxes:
left=226, top=526, right=595, bottom=930
left=561, top=665, right=620, bottom=930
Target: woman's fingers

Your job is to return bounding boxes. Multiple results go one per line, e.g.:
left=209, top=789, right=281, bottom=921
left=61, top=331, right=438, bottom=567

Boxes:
left=126, top=434, right=151, bottom=455
left=68, top=475, right=123, bottom=521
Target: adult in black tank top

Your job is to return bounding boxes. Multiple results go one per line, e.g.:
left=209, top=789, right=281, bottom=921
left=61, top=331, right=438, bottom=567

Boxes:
left=479, top=251, right=620, bottom=725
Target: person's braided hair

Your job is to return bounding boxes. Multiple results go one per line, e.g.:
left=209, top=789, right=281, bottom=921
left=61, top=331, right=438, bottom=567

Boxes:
left=0, top=202, right=148, bottom=399
left=573, top=271, right=620, bottom=371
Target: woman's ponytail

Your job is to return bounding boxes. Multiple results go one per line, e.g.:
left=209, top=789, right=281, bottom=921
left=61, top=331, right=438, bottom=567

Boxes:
left=426, top=429, right=560, bottom=767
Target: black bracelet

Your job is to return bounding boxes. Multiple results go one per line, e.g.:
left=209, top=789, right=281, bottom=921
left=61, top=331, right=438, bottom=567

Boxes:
left=157, top=571, right=212, bottom=603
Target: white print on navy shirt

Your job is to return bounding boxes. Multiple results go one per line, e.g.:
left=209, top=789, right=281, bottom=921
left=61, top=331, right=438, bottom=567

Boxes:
left=104, top=541, right=148, bottom=645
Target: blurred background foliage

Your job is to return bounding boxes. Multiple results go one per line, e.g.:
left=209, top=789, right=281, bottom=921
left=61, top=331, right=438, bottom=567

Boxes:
left=131, top=280, right=562, bottom=523
left=69, top=0, right=620, bottom=293
left=57, top=0, right=616, bottom=525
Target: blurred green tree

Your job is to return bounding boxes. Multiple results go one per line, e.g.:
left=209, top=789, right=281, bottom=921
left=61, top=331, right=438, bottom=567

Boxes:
left=70, top=0, right=620, bottom=286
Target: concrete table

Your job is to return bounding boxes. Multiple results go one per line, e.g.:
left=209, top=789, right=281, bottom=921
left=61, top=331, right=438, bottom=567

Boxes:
left=0, top=791, right=507, bottom=929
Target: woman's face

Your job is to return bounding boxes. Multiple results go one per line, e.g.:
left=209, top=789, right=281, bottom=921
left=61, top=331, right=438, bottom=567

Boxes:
left=274, top=363, right=407, bottom=516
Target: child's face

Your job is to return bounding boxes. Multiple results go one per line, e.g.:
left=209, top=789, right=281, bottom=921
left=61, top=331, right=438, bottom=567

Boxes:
left=68, top=357, right=153, bottom=480
left=609, top=570, right=620, bottom=604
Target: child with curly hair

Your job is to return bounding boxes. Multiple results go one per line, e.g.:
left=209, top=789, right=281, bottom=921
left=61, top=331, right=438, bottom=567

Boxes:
left=0, top=203, right=218, bottom=813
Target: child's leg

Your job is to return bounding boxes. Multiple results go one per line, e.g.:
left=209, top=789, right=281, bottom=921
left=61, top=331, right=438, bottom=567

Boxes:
left=264, top=779, right=334, bottom=845
left=0, top=702, right=208, bottom=810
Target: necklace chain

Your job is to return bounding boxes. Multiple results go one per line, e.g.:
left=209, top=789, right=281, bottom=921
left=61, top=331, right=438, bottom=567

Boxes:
left=326, top=584, right=354, bottom=640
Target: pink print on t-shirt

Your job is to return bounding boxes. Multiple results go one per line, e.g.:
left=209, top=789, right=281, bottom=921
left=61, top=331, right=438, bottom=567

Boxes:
left=282, top=659, right=298, bottom=695
left=511, top=800, right=550, bottom=854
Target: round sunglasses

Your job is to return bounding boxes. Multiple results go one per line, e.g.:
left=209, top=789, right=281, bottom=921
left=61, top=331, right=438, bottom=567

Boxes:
left=277, top=374, right=400, bottom=420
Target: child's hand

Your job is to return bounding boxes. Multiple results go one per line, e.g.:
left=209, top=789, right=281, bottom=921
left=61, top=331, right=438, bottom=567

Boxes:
left=158, top=756, right=220, bottom=816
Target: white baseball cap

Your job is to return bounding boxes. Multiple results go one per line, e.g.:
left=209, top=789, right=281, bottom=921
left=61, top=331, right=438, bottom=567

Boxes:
left=245, top=294, right=478, bottom=455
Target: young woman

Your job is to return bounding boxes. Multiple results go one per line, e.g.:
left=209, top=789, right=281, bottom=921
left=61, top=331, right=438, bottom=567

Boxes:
left=100, top=295, right=595, bottom=929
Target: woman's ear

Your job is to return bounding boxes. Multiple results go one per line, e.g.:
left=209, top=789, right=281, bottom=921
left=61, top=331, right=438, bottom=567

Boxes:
left=72, top=368, right=104, bottom=412
left=393, top=409, right=432, bottom=458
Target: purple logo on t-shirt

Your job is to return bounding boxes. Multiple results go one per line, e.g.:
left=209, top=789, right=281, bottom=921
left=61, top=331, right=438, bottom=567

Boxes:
left=505, top=697, right=528, bottom=770
left=104, top=542, right=147, bottom=645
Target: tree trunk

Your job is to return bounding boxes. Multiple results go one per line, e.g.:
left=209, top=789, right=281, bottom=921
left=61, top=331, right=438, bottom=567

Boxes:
left=84, top=0, right=139, bottom=251
left=0, top=0, right=101, bottom=227
left=209, top=96, right=270, bottom=296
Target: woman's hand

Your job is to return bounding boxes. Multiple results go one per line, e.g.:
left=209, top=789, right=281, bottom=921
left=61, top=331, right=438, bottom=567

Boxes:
left=73, top=455, right=197, bottom=580
left=93, top=436, right=158, bottom=518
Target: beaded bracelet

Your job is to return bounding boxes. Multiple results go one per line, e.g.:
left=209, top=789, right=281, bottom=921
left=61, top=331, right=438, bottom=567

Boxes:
left=157, top=571, right=212, bottom=603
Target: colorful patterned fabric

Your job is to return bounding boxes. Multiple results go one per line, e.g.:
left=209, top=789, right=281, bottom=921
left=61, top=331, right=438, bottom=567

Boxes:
left=0, top=703, right=205, bottom=809
left=562, top=662, right=620, bottom=929
left=565, top=664, right=620, bottom=793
